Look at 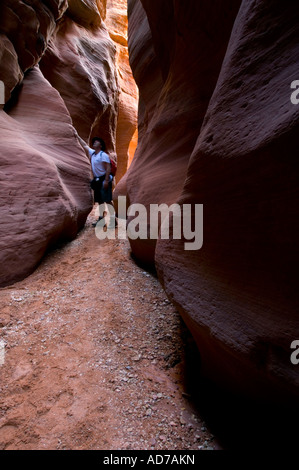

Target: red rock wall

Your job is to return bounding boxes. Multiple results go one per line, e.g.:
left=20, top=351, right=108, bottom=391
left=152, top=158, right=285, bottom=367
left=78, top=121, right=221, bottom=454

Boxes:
left=124, top=0, right=299, bottom=404
left=0, top=0, right=68, bottom=103
left=0, top=67, right=92, bottom=285
left=121, top=0, right=241, bottom=261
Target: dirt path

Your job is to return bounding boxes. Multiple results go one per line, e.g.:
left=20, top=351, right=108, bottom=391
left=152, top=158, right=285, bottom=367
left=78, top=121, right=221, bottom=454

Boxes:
left=0, top=206, right=218, bottom=450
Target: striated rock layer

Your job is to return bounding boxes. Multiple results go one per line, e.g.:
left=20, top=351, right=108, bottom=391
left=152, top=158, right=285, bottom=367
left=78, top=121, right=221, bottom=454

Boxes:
left=0, top=0, right=137, bottom=285
left=123, top=0, right=299, bottom=404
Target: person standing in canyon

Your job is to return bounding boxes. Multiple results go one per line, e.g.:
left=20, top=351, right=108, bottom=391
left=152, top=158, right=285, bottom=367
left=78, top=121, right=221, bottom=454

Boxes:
left=78, top=135, right=117, bottom=228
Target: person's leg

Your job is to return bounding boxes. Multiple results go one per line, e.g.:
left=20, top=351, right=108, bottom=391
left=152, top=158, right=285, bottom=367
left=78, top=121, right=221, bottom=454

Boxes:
left=92, top=177, right=106, bottom=226
left=107, top=201, right=118, bottom=228
left=101, top=180, right=118, bottom=228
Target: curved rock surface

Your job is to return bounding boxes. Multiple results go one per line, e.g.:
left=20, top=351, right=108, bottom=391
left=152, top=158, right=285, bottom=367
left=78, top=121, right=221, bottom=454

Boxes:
left=122, top=0, right=241, bottom=261
left=0, top=0, right=68, bottom=102
left=123, top=0, right=299, bottom=404
left=0, top=67, right=92, bottom=286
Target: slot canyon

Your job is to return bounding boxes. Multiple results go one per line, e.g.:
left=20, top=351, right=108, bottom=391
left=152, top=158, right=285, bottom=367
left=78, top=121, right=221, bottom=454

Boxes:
left=0, top=0, right=298, bottom=452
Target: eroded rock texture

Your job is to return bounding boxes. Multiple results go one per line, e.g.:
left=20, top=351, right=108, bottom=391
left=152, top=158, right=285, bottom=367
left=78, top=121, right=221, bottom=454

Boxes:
left=0, top=0, right=137, bottom=285
left=124, top=0, right=299, bottom=403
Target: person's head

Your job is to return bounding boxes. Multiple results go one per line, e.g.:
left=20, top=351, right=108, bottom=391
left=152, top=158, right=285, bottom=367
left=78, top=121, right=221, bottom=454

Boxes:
left=91, top=137, right=106, bottom=151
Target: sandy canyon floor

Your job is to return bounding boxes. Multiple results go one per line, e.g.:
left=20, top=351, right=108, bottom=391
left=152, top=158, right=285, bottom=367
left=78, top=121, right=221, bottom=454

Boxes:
left=0, top=206, right=219, bottom=450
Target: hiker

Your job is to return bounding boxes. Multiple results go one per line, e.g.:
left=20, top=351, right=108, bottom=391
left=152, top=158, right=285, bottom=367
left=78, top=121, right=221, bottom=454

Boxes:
left=78, top=135, right=117, bottom=228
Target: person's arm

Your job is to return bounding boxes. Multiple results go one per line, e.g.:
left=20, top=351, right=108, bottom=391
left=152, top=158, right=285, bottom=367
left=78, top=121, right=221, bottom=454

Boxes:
left=74, top=130, right=92, bottom=160
left=79, top=137, right=91, bottom=159
left=103, top=162, right=111, bottom=189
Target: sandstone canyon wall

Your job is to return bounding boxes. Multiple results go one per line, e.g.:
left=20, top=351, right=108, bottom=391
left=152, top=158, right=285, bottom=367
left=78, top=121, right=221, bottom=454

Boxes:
left=122, top=0, right=299, bottom=404
left=0, top=0, right=137, bottom=286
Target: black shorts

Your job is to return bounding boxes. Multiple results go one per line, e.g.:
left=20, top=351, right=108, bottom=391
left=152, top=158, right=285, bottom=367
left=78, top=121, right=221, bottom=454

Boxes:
left=90, top=175, right=113, bottom=204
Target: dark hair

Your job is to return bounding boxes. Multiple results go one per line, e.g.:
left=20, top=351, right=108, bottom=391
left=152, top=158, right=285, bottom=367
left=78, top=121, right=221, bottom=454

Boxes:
left=91, top=136, right=106, bottom=150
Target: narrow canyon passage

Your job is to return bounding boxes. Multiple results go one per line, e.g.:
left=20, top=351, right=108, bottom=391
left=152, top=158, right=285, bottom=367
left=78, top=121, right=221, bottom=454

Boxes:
left=0, top=206, right=217, bottom=450
left=1, top=0, right=298, bottom=452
